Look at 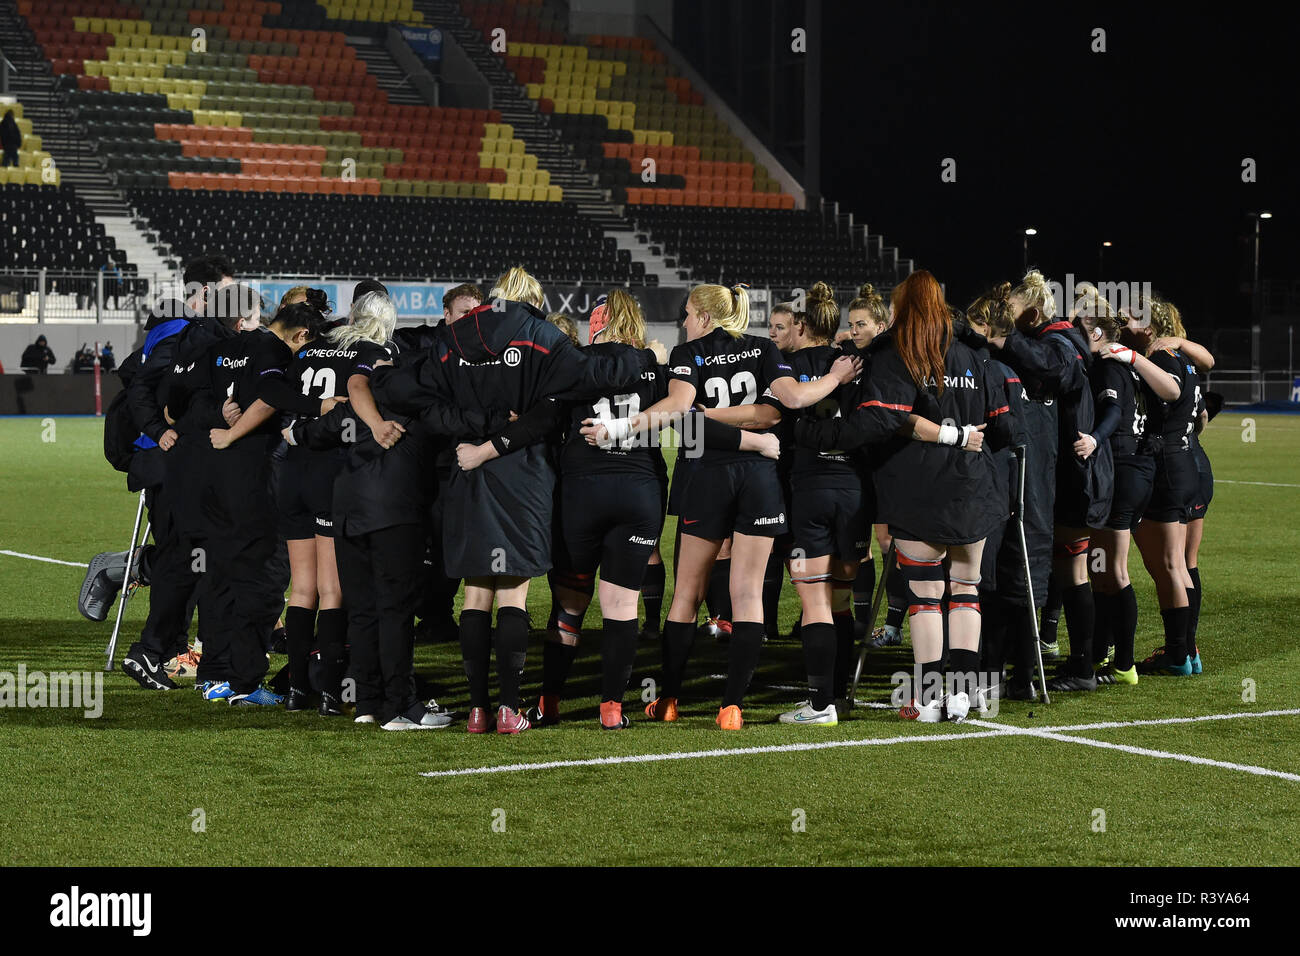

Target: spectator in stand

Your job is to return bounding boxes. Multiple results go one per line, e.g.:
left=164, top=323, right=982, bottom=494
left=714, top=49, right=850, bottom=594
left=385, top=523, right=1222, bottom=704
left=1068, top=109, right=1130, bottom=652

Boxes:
left=21, top=335, right=55, bottom=374
left=0, top=110, right=20, bottom=167
left=100, top=343, right=116, bottom=372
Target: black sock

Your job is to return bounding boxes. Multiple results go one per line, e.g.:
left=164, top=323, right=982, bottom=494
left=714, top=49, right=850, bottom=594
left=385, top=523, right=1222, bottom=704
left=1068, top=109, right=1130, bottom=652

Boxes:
left=918, top=658, right=944, bottom=705
left=1061, top=581, right=1095, bottom=670
left=948, top=647, right=980, bottom=697
left=1186, top=566, right=1202, bottom=655
left=1159, top=606, right=1190, bottom=665
left=641, top=562, right=665, bottom=632
left=314, top=607, right=348, bottom=695
left=706, top=558, right=732, bottom=620
left=854, top=557, right=876, bottom=632
left=284, top=604, right=315, bottom=692
left=980, top=592, right=1007, bottom=678
left=1115, top=585, right=1138, bottom=671
left=761, top=552, right=783, bottom=640
left=541, top=640, right=579, bottom=698
left=660, top=619, right=696, bottom=698
left=1092, top=591, right=1116, bottom=667
left=1042, top=571, right=1063, bottom=642
left=601, top=618, right=638, bottom=703
left=458, top=608, right=492, bottom=709
left=801, top=622, right=836, bottom=710
left=493, top=606, right=530, bottom=710
left=722, top=621, right=764, bottom=708
left=831, top=610, right=855, bottom=698
left=885, top=562, right=906, bottom=629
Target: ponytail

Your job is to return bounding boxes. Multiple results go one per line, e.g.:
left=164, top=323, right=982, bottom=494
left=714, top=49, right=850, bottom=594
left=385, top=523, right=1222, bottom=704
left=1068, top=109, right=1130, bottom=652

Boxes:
left=689, top=283, right=750, bottom=338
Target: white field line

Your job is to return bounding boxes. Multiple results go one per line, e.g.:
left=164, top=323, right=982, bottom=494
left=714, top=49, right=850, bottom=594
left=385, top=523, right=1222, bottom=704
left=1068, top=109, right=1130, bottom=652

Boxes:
left=420, top=709, right=1300, bottom=781
left=1215, top=479, right=1300, bottom=488
left=966, top=717, right=1300, bottom=783
left=0, top=549, right=88, bottom=569
left=418, top=726, right=1017, bottom=778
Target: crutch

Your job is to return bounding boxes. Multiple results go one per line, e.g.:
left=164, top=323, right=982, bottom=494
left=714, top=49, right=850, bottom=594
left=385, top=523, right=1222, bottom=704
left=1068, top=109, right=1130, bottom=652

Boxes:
left=103, top=490, right=151, bottom=672
left=848, top=538, right=897, bottom=707
left=1013, top=445, right=1050, bottom=704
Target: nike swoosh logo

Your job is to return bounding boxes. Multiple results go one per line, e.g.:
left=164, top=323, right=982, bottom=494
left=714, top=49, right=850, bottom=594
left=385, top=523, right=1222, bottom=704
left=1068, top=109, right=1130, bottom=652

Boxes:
left=143, top=657, right=160, bottom=674
left=683, top=519, right=699, bottom=524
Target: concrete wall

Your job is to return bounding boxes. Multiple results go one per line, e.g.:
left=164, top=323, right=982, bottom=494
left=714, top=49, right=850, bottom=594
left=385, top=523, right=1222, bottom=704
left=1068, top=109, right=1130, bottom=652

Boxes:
left=0, top=372, right=123, bottom=415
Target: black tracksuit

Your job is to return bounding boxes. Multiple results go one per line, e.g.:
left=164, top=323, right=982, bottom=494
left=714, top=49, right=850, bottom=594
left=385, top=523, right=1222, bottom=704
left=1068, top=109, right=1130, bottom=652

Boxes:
left=292, top=383, right=505, bottom=722
left=123, top=310, right=226, bottom=663
left=165, top=328, right=299, bottom=694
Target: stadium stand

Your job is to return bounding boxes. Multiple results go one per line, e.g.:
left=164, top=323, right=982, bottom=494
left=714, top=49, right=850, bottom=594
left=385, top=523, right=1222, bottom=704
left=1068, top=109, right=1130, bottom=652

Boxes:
left=2, top=0, right=907, bottom=298
left=0, top=99, right=59, bottom=185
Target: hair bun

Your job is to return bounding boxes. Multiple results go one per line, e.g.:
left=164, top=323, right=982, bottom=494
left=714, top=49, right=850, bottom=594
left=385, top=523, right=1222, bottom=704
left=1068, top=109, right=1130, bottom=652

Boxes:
left=994, top=281, right=1012, bottom=300
left=857, top=283, right=875, bottom=299
left=305, top=288, right=330, bottom=314
left=808, top=281, right=834, bottom=303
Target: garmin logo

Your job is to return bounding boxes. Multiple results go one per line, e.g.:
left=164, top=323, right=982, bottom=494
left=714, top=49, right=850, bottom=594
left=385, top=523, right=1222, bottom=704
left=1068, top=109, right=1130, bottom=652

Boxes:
left=50, top=886, right=151, bottom=936
left=923, top=374, right=976, bottom=390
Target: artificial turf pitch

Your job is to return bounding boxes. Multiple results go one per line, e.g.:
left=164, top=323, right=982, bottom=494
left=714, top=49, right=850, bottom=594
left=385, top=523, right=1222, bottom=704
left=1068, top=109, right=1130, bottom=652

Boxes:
left=1, top=414, right=1298, bottom=866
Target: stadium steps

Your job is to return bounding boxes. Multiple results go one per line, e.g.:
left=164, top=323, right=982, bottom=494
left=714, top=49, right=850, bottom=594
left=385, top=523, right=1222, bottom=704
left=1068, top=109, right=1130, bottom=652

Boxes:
left=346, top=37, right=429, bottom=106
left=414, top=0, right=630, bottom=231
left=96, top=214, right=174, bottom=282
left=612, top=231, right=681, bottom=285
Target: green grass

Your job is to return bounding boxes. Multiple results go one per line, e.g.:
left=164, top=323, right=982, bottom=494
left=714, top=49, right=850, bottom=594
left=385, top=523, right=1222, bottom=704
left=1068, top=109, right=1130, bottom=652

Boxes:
left=2, top=414, right=1299, bottom=865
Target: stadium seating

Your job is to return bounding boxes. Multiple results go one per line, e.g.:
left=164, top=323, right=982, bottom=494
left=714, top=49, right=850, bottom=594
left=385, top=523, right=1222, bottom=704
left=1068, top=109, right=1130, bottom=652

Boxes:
left=0, top=101, right=60, bottom=186
left=477, top=0, right=791, bottom=207
left=20, top=0, right=559, bottom=200
left=629, top=206, right=872, bottom=289
left=1, top=184, right=140, bottom=307
left=129, top=188, right=640, bottom=283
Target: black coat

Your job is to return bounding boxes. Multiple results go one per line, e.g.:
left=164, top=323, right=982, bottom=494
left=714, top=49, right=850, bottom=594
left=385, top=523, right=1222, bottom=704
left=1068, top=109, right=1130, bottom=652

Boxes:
left=995, top=321, right=1113, bottom=528
left=371, top=298, right=649, bottom=577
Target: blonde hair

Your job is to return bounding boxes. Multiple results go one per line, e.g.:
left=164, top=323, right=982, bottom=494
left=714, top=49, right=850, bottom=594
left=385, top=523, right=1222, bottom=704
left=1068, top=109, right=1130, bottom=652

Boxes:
left=1070, top=282, right=1115, bottom=321
left=329, top=292, right=397, bottom=349
left=278, top=285, right=310, bottom=309
left=847, top=282, right=888, bottom=330
left=545, top=311, right=580, bottom=346
left=603, top=289, right=646, bottom=348
left=804, top=281, right=840, bottom=343
left=689, top=283, right=750, bottom=338
left=1011, top=269, right=1057, bottom=325
left=1149, top=298, right=1186, bottom=339
left=966, top=282, right=1016, bottom=338
left=489, top=266, right=544, bottom=309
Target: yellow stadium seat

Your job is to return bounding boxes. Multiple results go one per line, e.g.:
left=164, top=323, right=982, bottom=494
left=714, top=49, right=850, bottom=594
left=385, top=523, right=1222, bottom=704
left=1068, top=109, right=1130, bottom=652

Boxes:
left=547, top=185, right=562, bottom=202
left=107, top=47, right=124, bottom=63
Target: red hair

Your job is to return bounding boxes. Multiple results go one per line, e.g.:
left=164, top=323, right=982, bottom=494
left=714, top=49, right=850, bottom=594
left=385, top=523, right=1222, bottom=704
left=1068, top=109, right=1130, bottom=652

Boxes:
left=890, top=271, right=952, bottom=395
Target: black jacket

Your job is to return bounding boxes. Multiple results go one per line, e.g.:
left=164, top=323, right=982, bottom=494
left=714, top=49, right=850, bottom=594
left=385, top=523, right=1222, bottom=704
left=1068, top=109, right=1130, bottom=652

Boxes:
left=994, top=320, right=1112, bottom=528
left=371, top=298, right=648, bottom=578
left=798, top=336, right=1012, bottom=545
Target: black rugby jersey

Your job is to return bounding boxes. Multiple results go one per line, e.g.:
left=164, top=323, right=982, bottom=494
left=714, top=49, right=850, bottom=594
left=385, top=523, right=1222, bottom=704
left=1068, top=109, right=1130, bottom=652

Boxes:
left=561, top=341, right=667, bottom=478
left=786, top=344, right=857, bottom=486
left=1144, top=347, right=1198, bottom=451
left=666, top=327, right=792, bottom=466
left=1093, top=358, right=1146, bottom=456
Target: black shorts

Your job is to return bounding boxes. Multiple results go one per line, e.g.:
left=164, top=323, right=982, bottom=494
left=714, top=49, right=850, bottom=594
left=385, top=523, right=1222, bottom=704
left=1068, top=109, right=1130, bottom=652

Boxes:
left=555, top=473, right=664, bottom=590
left=277, top=451, right=341, bottom=540
left=790, top=482, right=870, bottom=562
left=677, top=458, right=788, bottom=539
left=1105, top=453, right=1156, bottom=532
left=1144, top=449, right=1197, bottom=524
left=1189, top=443, right=1213, bottom=520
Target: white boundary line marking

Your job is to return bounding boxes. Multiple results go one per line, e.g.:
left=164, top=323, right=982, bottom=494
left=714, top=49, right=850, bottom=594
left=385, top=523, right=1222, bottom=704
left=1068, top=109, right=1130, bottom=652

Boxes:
left=418, top=727, right=1016, bottom=778
left=1215, top=479, right=1300, bottom=488
left=0, top=549, right=88, bottom=569
left=967, top=718, right=1300, bottom=783
left=419, top=709, right=1300, bottom=781
left=1025, top=708, right=1300, bottom=734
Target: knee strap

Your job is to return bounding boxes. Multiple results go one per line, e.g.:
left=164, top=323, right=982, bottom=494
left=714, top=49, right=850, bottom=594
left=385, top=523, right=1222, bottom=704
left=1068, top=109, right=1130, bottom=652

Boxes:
left=791, top=572, right=832, bottom=585
left=551, top=569, right=596, bottom=597
left=554, top=608, right=584, bottom=641
left=1054, top=537, right=1090, bottom=559
left=898, top=550, right=945, bottom=617
left=950, top=575, right=981, bottom=614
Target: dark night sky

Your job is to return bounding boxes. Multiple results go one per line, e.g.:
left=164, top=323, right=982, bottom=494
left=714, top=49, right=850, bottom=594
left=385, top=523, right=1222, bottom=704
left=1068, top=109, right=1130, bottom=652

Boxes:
left=818, top=2, right=1297, bottom=336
